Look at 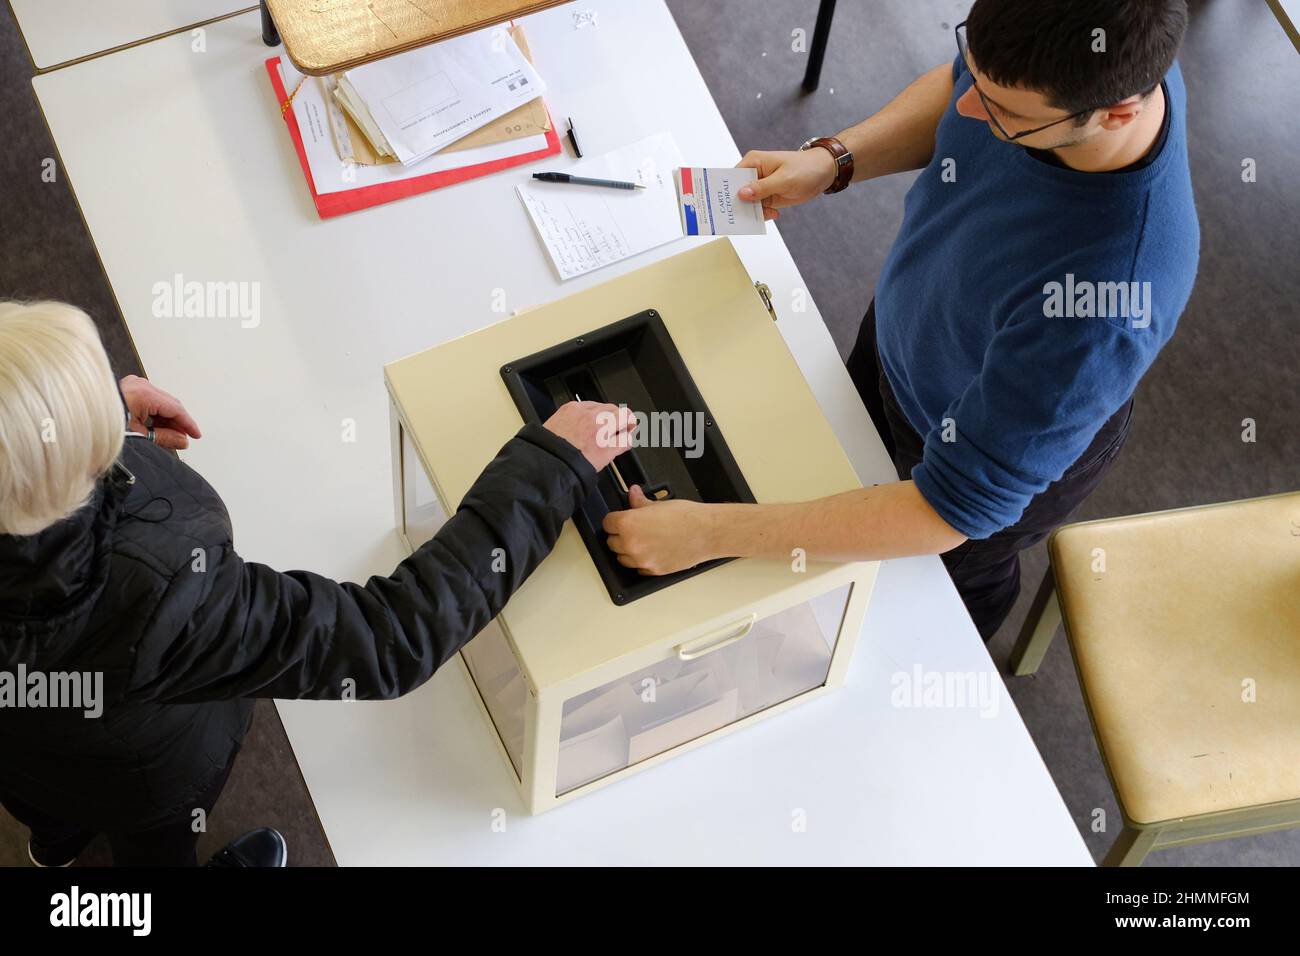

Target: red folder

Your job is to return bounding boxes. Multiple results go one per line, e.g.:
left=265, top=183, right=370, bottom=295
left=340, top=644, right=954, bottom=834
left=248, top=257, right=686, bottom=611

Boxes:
left=266, top=56, right=561, bottom=219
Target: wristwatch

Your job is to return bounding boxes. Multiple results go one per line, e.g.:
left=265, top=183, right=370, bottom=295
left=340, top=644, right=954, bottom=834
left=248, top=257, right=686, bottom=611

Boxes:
left=800, top=136, right=854, bottom=194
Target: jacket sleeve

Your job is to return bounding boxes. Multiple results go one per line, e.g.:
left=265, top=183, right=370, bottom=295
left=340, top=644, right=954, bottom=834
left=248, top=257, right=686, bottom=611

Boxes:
left=125, top=423, right=596, bottom=703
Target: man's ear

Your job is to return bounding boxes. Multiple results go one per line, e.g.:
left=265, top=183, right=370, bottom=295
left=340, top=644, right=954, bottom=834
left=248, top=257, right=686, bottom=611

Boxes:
left=1096, top=95, right=1144, bottom=132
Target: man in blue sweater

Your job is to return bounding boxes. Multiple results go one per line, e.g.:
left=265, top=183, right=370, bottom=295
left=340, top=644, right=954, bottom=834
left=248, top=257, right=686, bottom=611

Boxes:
left=604, top=0, right=1199, bottom=640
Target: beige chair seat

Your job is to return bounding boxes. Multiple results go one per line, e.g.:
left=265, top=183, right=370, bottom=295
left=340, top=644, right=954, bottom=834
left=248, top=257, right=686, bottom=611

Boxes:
left=1052, top=492, right=1300, bottom=825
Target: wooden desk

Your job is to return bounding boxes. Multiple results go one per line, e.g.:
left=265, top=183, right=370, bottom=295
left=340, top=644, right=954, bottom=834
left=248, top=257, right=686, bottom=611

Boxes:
left=262, top=0, right=573, bottom=74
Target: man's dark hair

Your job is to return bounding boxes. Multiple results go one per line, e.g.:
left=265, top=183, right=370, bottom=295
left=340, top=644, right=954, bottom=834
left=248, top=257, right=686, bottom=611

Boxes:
left=966, top=0, right=1188, bottom=118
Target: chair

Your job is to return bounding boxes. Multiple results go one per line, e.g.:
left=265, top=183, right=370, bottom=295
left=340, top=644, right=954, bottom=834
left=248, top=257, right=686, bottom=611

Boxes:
left=1009, top=491, right=1300, bottom=866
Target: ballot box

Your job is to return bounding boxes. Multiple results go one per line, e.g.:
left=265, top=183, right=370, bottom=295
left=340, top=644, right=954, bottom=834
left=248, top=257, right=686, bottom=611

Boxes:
left=384, top=239, right=877, bottom=813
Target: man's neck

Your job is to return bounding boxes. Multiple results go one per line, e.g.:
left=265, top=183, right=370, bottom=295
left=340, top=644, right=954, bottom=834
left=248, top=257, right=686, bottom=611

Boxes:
left=1049, top=84, right=1167, bottom=173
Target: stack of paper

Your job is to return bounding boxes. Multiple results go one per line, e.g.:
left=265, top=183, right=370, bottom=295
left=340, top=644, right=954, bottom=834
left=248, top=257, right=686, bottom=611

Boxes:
left=516, top=132, right=686, bottom=280
left=332, top=25, right=547, bottom=166
left=269, top=21, right=562, bottom=217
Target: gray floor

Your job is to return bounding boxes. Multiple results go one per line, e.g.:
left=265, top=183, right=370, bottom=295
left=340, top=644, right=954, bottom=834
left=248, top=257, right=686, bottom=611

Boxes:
left=0, top=0, right=1296, bottom=866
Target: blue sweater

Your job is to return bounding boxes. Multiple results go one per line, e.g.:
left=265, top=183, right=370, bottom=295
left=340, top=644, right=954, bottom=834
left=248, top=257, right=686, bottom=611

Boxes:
left=876, top=58, right=1200, bottom=539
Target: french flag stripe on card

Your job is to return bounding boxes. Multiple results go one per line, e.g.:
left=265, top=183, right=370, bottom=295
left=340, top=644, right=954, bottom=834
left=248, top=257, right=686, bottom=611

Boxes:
left=701, top=168, right=715, bottom=234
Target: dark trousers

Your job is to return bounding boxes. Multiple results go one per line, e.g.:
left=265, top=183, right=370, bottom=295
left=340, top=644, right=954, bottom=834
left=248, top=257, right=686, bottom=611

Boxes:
left=846, top=301, right=1134, bottom=641
left=1, top=756, right=236, bottom=867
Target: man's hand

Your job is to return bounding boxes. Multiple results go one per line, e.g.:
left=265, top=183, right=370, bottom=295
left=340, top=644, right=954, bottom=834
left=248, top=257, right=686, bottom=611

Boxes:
left=736, top=148, right=838, bottom=220
left=119, top=375, right=202, bottom=450
left=543, top=400, right=637, bottom=472
left=603, top=485, right=714, bottom=576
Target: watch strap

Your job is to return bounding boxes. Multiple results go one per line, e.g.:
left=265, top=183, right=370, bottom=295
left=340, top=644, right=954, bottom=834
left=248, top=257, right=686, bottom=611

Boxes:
left=801, top=136, right=854, bottom=193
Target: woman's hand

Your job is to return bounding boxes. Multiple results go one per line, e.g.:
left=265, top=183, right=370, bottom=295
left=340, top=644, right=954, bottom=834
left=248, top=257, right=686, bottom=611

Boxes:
left=543, top=400, right=637, bottom=471
left=119, top=375, right=202, bottom=449
left=736, top=148, right=839, bottom=220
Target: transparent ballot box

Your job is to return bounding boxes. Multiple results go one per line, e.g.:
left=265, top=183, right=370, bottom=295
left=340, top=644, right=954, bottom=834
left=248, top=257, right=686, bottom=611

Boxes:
left=398, top=422, right=527, bottom=775
left=556, top=585, right=852, bottom=795
left=385, top=241, right=878, bottom=813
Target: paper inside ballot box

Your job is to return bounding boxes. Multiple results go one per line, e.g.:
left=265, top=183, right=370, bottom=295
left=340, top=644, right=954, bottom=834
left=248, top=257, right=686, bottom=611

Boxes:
left=556, top=675, right=739, bottom=791
left=627, top=687, right=741, bottom=764
left=338, top=24, right=551, bottom=167
left=551, top=607, right=836, bottom=792
left=556, top=714, right=627, bottom=794
left=557, top=670, right=736, bottom=763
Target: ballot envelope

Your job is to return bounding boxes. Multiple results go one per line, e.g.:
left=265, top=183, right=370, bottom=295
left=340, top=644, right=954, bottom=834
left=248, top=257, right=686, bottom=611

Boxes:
left=384, top=239, right=878, bottom=814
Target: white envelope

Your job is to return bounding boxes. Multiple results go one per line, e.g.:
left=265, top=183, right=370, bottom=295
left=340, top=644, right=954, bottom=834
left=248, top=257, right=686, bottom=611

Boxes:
left=556, top=714, right=628, bottom=794
left=627, top=687, right=741, bottom=764
left=559, top=682, right=642, bottom=741
left=341, top=26, right=546, bottom=165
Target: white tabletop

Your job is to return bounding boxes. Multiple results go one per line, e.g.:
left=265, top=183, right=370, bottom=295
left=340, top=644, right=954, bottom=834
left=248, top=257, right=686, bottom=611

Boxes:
left=10, top=0, right=251, bottom=70
left=33, top=2, right=1092, bottom=865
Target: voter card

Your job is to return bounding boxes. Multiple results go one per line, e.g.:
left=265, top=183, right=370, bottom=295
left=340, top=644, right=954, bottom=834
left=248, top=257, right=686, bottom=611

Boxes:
left=675, top=167, right=766, bottom=236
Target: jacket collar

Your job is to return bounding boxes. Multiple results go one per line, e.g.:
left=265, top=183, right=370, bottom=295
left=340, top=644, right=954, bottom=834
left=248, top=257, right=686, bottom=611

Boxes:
left=0, top=462, right=134, bottom=635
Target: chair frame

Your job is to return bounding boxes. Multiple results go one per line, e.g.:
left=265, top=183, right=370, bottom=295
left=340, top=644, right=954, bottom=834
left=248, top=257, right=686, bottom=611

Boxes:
left=1009, top=494, right=1300, bottom=866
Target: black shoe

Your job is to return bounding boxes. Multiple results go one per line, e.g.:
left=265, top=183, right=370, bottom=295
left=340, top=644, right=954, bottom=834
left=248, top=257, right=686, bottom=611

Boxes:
left=28, top=830, right=97, bottom=868
left=205, top=827, right=288, bottom=867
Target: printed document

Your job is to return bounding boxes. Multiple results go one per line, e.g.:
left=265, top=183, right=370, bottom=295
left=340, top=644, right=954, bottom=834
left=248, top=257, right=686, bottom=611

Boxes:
left=517, top=132, right=684, bottom=280
left=340, top=25, right=546, bottom=165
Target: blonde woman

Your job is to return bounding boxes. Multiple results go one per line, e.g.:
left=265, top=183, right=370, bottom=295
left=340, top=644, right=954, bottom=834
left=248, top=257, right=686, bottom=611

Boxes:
left=0, top=301, right=634, bottom=867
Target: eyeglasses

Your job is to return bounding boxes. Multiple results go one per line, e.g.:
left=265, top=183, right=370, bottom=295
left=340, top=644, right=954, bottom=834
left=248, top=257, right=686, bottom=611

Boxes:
left=955, top=20, right=1095, bottom=142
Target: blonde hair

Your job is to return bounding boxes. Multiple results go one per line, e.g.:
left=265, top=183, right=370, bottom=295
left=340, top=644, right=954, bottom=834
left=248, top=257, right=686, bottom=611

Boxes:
left=0, top=301, right=125, bottom=535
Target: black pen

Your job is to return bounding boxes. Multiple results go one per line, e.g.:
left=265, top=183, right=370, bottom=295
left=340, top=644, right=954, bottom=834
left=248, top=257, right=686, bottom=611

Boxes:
left=566, top=117, right=582, bottom=157
left=532, top=172, right=646, bottom=190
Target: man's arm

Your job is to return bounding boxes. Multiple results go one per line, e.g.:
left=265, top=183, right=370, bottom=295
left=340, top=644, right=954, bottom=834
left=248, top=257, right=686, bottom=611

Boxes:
left=837, top=62, right=956, bottom=182
left=604, top=480, right=966, bottom=576
left=736, top=63, right=954, bottom=217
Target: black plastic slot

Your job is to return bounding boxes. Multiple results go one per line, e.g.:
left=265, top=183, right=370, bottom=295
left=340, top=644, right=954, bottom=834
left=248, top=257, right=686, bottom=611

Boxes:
left=500, top=309, right=753, bottom=606
left=562, top=368, right=603, bottom=404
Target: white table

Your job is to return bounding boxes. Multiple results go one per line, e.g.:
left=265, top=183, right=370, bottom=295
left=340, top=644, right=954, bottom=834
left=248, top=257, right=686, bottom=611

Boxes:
left=9, top=0, right=252, bottom=70
left=33, top=2, right=1092, bottom=865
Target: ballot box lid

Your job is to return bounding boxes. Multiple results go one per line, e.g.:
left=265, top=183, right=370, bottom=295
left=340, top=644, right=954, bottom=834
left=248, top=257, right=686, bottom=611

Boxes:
left=385, top=240, right=865, bottom=691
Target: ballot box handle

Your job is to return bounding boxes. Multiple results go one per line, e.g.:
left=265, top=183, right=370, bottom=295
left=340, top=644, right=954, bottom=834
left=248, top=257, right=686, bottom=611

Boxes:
left=675, top=614, right=757, bottom=661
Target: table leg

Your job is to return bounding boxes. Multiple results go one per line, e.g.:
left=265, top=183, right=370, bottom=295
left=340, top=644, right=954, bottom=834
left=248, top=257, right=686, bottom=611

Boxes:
left=262, top=0, right=281, bottom=47
left=802, top=0, right=837, bottom=92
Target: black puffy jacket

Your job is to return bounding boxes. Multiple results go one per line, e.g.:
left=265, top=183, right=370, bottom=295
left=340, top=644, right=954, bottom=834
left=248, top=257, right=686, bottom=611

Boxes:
left=0, top=425, right=594, bottom=831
